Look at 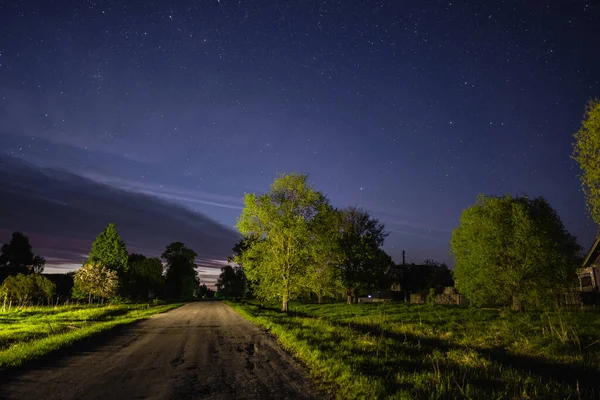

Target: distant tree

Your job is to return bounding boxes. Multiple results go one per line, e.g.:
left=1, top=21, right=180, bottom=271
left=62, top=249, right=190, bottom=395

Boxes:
left=73, top=262, right=119, bottom=304
left=0, top=232, right=46, bottom=278
left=216, top=265, right=246, bottom=299
left=125, top=254, right=164, bottom=300
left=1, top=273, right=55, bottom=308
left=573, top=99, right=600, bottom=228
left=334, top=207, right=391, bottom=304
left=88, top=223, right=128, bottom=276
left=197, top=284, right=215, bottom=298
left=236, top=173, right=330, bottom=312
left=450, top=194, right=581, bottom=308
left=162, top=242, right=199, bottom=299
left=390, top=260, right=454, bottom=294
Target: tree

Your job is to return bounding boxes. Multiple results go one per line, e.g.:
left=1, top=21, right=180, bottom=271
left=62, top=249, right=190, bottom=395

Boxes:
left=573, top=99, right=600, bottom=227
left=125, top=254, right=165, bottom=300
left=236, top=173, right=330, bottom=312
left=334, top=207, right=391, bottom=304
left=88, top=223, right=128, bottom=276
left=197, top=284, right=215, bottom=298
left=450, top=194, right=581, bottom=308
left=390, top=261, right=454, bottom=295
left=1, top=273, right=56, bottom=308
left=216, top=265, right=246, bottom=299
left=73, top=262, right=119, bottom=303
left=0, top=232, right=46, bottom=278
left=304, top=207, right=343, bottom=303
left=162, top=242, right=199, bottom=299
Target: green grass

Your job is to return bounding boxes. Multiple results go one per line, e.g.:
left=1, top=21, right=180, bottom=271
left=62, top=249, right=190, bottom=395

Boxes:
left=227, top=301, right=600, bottom=399
left=0, top=302, right=182, bottom=370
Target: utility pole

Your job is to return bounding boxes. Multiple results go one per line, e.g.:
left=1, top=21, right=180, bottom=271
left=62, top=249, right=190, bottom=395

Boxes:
left=402, top=250, right=406, bottom=265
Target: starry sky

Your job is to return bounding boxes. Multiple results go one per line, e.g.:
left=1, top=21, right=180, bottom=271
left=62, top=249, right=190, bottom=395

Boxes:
left=1, top=1, right=599, bottom=284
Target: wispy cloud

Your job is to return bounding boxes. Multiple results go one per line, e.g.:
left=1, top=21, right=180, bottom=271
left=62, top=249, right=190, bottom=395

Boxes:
left=81, top=173, right=244, bottom=210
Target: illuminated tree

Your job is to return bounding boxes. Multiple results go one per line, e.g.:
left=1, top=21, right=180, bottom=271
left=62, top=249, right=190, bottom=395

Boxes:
left=573, top=99, right=600, bottom=228
left=451, top=194, right=580, bottom=308
left=236, top=173, right=329, bottom=311
left=73, top=262, right=119, bottom=303
left=88, top=223, right=128, bottom=275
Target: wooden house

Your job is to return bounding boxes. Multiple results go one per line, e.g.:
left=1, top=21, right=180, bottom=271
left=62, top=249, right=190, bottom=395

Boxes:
left=579, top=236, right=600, bottom=292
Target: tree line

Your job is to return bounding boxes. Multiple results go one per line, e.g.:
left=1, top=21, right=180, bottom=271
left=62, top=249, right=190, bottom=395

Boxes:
left=218, top=100, right=600, bottom=311
left=0, top=224, right=212, bottom=307
left=217, top=173, right=410, bottom=311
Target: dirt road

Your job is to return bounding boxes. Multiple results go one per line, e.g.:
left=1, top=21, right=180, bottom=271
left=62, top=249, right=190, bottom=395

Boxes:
left=0, top=302, right=322, bottom=400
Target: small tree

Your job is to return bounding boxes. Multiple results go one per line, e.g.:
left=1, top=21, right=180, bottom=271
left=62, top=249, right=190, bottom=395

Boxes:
left=88, top=223, right=128, bottom=276
left=450, top=194, right=581, bottom=308
left=73, top=262, right=119, bottom=303
left=236, top=173, right=330, bottom=312
left=573, top=99, right=600, bottom=227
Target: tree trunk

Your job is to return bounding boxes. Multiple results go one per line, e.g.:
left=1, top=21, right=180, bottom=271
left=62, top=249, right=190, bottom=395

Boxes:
left=347, top=289, right=353, bottom=304
left=317, top=293, right=322, bottom=304
left=88, top=293, right=92, bottom=304
left=282, top=295, right=288, bottom=312
left=282, top=280, right=289, bottom=312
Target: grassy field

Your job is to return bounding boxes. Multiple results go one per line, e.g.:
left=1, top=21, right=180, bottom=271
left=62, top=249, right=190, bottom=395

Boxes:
left=228, top=301, right=600, bottom=399
left=0, top=302, right=182, bottom=370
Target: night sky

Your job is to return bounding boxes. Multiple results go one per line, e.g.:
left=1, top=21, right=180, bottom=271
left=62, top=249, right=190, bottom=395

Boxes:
left=1, top=1, right=599, bottom=284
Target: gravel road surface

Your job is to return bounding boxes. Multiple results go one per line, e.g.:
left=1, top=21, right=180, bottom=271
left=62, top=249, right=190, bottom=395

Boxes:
left=0, top=302, right=322, bottom=400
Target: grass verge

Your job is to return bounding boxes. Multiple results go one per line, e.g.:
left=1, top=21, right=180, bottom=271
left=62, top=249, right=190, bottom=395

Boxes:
left=227, top=300, right=600, bottom=399
left=0, top=302, right=182, bottom=370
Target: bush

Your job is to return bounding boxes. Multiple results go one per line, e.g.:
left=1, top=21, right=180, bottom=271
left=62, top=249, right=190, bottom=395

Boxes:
left=1, top=274, right=56, bottom=308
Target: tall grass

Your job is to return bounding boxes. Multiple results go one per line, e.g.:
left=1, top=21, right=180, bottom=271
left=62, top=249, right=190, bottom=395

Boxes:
left=228, top=301, right=600, bottom=399
left=0, top=302, right=182, bottom=370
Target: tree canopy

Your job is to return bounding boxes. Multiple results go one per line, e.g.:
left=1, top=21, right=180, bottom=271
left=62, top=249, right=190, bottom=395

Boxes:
left=236, top=173, right=330, bottom=311
left=125, top=254, right=165, bottom=300
left=573, top=99, right=600, bottom=228
left=335, top=207, right=391, bottom=303
left=73, top=262, right=119, bottom=303
left=162, top=242, right=199, bottom=299
left=1, top=273, right=55, bottom=308
left=88, top=223, right=128, bottom=275
left=450, top=194, right=581, bottom=308
left=216, top=264, right=246, bottom=299
left=0, top=232, right=45, bottom=278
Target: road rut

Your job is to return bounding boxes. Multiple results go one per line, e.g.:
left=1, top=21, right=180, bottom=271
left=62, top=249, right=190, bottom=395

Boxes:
left=0, top=302, right=322, bottom=400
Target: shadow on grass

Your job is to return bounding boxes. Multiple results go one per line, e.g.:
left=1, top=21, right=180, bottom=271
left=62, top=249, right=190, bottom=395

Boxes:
left=245, top=302, right=600, bottom=398
left=0, top=319, right=147, bottom=381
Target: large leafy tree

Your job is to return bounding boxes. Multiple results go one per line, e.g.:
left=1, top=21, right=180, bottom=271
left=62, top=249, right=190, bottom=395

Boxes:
left=162, top=242, right=199, bottom=299
left=450, top=194, right=581, bottom=308
left=573, top=99, right=600, bottom=227
left=88, top=223, right=128, bottom=275
left=73, top=262, right=119, bottom=304
left=335, top=207, right=391, bottom=304
left=236, top=173, right=330, bottom=312
left=0, top=232, right=45, bottom=278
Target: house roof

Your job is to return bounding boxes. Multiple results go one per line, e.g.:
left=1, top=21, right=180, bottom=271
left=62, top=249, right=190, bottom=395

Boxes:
left=582, top=236, right=600, bottom=268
